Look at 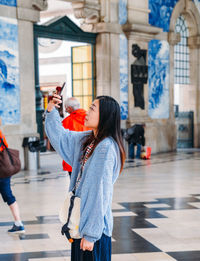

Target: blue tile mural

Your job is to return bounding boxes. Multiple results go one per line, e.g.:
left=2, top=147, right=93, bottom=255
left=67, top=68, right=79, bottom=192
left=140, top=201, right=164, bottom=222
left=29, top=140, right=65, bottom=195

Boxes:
left=148, top=40, right=169, bottom=119
left=0, top=17, right=20, bottom=125
left=119, top=35, right=128, bottom=120
left=149, top=0, right=178, bottom=32
left=0, top=0, right=16, bottom=7
left=119, top=0, right=128, bottom=120
left=119, top=0, right=127, bottom=25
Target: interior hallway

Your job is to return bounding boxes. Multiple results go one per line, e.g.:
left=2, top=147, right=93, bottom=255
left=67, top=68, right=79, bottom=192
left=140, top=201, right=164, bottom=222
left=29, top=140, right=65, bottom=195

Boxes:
left=0, top=150, right=200, bottom=261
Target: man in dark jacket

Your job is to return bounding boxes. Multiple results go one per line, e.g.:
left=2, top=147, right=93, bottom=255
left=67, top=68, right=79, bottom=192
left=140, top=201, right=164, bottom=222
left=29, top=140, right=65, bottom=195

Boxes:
left=124, top=124, right=145, bottom=159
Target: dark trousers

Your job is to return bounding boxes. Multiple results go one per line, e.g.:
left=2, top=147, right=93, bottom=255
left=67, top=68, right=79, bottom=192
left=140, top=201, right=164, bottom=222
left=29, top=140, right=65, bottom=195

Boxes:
left=71, top=234, right=111, bottom=261
left=0, top=177, right=16, bottom=205
left=128, top=143, right=141, bottom=159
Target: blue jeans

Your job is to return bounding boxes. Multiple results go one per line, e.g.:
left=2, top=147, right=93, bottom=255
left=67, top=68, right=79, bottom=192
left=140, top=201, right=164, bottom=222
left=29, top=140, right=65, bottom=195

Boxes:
left=71, top=233, right=111, bottom=261
left=128, top=143, right=141, bottom=159
left=0, top=177, right=16, bottom=205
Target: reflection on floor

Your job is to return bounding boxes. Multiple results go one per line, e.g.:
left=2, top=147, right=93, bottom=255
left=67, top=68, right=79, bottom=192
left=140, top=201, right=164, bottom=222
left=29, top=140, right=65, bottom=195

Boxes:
left=0, top=150, right=200, bottom=261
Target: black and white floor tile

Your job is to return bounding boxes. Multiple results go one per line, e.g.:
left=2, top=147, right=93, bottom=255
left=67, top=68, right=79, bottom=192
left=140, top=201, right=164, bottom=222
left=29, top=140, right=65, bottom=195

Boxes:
left=0, top=150, right=200, bottom=260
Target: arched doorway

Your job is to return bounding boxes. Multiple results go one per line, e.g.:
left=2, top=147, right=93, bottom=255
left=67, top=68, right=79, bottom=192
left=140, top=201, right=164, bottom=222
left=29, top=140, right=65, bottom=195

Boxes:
left=33, top=16, right=97, bottom=147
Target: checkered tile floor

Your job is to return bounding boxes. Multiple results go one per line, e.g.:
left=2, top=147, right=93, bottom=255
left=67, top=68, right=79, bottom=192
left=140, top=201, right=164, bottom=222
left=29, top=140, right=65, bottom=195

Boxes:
left=0, top=150, right=200, bottom=260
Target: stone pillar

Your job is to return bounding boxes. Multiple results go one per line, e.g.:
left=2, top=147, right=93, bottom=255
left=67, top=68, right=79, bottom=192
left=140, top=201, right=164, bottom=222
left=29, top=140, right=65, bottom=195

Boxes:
left=122, top=1, right=178, bottom=153
left=188, top=35, right=200, bottom=147
left=123, top=0, right=154, bottom=124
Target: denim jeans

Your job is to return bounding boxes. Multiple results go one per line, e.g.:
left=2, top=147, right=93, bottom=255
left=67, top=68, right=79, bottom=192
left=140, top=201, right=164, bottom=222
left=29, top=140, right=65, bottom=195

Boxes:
left=71, top=233, right=111, bottom=261
left=0, top=177, right=16, bottom=205
left=128, top=143, right=141, bottom=159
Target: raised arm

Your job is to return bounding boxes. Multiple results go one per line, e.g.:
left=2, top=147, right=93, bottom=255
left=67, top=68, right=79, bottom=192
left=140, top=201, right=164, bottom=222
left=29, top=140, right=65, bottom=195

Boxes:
left=45, top=108, right=81, bottom=166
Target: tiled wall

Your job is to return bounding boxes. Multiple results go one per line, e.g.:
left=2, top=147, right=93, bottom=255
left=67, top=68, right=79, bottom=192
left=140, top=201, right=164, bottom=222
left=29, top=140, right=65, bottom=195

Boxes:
left=0, top=17, right=20, bottom=125
left=0, top=0, right=16, bottom=7
left=119, top=0, right=128, bottom=120
left=148, top=40, right=170, bottom=119
left=149, top=0, right=178, bottom=32
left=148, top=0, right=178, bottom=119
left=118, top=0, right=179, bottom=120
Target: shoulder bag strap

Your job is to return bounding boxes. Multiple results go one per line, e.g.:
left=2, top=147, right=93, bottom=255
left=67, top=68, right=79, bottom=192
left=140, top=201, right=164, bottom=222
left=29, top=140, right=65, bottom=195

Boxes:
left=0, top=137, right=6, bottom=150
left=72, top=140, right=95, bottom=194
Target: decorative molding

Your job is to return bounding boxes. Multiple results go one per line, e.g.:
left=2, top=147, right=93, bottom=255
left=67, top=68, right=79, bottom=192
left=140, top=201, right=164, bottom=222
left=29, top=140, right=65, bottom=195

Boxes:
left=32, top=0, right=48, bottom=11
left=127, top=5, right=150, bottom=14
left=188, top=35, right=200, bottom=48
left=72, top=1, right=100, bottom=24
left=34, top=16, right=97, bottom=43
left=168, top=32, right=181, bottom=46
left=122, top=23, right=162, bottom=37
left=91, top=22, right=123, bottom=34
left=17, top=7, right=40, bottom=22
left=0, top=5, right=16, bottom=19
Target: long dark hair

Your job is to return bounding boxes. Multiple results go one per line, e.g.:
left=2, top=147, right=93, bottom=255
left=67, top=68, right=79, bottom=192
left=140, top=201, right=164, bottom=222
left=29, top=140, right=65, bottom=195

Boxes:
left=82, top=96, right=126, bottom=172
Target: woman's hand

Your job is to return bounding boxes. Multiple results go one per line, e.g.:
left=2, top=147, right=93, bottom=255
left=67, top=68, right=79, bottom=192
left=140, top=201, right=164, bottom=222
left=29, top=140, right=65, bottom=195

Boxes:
left=80, top=238, right=94, bottom=251
left=47, top=94, right=62, bottom=112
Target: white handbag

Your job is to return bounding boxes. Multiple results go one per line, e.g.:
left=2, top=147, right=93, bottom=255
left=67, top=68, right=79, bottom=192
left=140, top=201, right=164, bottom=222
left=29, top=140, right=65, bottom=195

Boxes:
left=59, top=191, right=81, bottom=240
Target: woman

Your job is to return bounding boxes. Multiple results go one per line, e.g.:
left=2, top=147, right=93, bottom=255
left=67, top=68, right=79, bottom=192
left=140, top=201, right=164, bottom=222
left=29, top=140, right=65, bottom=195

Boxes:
left=45, top=95, right=125, bottom=261
left=0, top=119, right=25, bottom=234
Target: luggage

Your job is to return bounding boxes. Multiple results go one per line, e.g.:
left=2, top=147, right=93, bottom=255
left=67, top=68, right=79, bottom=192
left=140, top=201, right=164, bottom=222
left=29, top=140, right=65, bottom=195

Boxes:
left=140, top=146, right=151, bottom=159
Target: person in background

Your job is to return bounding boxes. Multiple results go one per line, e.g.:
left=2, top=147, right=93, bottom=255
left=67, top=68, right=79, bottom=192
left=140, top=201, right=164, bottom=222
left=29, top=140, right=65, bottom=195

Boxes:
left=0, top=118, right=25, bottom=234
left=62, top=97, right=90, bottom=176
left=124, top=124, right=145, bottom=159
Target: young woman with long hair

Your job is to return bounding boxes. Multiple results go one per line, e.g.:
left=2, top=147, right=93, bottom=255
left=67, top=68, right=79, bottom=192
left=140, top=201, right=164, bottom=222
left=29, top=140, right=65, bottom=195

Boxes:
left=45, top=95, right=125, bottom=261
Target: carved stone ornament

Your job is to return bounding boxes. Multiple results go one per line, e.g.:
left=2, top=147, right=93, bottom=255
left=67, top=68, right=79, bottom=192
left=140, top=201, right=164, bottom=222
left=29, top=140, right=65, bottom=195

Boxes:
left=188, top=35, right=200, bottom=48
left=168, top=32, right=181, bottom=46
left=72, top=1, right=100, bottom=24
left=32, top=0, right=48, bottom=11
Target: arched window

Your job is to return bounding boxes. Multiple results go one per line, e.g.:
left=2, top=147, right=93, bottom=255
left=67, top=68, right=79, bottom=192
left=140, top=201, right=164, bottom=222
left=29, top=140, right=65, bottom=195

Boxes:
left=174, top=15, right=190, bottom=84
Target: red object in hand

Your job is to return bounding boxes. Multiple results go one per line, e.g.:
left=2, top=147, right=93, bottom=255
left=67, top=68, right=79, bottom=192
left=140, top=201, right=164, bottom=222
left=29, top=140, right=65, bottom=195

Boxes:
left=56, top=86, right=62, bottom=95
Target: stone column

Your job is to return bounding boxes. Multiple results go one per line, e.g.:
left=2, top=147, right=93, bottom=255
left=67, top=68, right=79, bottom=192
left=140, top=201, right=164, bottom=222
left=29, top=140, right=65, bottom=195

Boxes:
left=188, top=35, right=200, bottom=147
left=123, top=0, right=155, bottom=124
left=122, top=0, right=178, bottom=153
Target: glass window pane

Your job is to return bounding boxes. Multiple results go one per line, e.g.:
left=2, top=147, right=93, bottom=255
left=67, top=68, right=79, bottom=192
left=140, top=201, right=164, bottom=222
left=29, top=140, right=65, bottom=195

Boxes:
left=83, top=63, right=92, bottom=79
left=174, top=15, right=190, bottom=85
left=83, top=96, right=93, bottom=111
left=74, top=96, right=83, bottom=109
left=73, top=64, right=82, bottom=79
left=72, top=45, right=92, bottom=63
left=72, top=44, right=95, bottom=106
left=83, top=80, right=92, bottom=95
left=73, top=80, right=83, bottom=96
